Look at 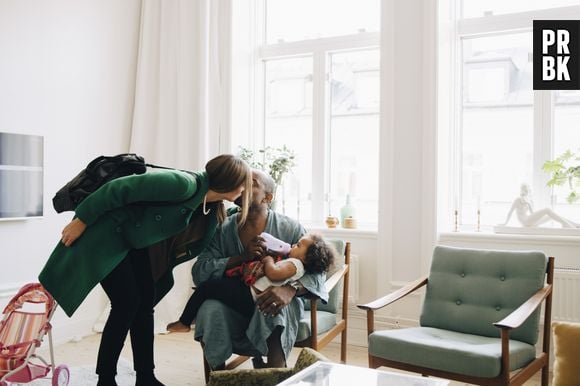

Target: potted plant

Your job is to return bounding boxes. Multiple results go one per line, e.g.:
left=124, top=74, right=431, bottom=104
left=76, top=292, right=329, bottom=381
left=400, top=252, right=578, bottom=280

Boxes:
left=542, top=149, right=580, bottom=204
left=238, top=145, right=296, bottom=208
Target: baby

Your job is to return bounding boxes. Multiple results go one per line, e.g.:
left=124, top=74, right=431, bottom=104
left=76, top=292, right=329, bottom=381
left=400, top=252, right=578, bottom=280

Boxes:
left=166, top=233, right=335, bottom=333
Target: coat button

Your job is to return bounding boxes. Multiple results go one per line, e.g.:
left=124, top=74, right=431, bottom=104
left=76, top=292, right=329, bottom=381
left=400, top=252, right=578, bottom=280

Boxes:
left=115, top=227, right=122, bottom=233
left=155, top=215, right=162, bottom=221
left=180, top=208, right=187, bottom=214
left=496, top=306, right=501, bottom=311
left=456, top=300, right=462, bottom=305
left=135, top=222, right=141, bottom=228
left=461, top=272, right=465, bottom=278
left=500, top=276, right=505, bottom=281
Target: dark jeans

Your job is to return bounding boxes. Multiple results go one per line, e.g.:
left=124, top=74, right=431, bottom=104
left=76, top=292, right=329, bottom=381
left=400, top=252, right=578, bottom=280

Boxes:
left=179, top=277, right=255, bottom=326
left=96, top=248, right=155, bottom=377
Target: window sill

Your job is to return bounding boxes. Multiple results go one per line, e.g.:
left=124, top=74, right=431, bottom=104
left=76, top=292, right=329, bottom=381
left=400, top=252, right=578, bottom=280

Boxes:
left=305, top=225, right=378, bottom=239
left=439, top=230, right=580, bottom=247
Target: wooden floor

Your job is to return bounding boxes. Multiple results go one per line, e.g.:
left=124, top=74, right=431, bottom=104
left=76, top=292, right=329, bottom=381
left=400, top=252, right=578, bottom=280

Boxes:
left=37, top=333, right=551, bottom=385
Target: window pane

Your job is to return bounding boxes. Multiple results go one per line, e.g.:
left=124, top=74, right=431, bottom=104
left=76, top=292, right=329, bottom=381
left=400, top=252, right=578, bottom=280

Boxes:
left=461, top=0, right=580, bottom=18
left=552, top=91, right=580, bottom=220
left=328, top=50, right=379, bottom=227
left=266, top=0, right=379, bottom=44
left=264, top=57, right=313, bottom=223
left=461, top=33, right=533, bottom=227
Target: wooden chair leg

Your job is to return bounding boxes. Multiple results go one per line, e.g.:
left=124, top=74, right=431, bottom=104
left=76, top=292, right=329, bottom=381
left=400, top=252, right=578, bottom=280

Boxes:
left=340, top=328, right=347, bottom=363
left=541, top=364, right=549, bottom=386
left=202, top=352, right=211, bottom=384
left=368, top=354, right=376, bottom=369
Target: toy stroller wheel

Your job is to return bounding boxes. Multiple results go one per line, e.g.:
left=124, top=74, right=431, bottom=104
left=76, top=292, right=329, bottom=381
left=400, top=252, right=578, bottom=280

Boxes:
left=52, top=365, right=70, bottom=386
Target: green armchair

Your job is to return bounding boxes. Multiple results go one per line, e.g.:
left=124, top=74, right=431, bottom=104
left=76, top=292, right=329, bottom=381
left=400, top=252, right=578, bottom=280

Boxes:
left=358, top=246, right=554, bottom=386
left=206, top=347, right=331, bottom=386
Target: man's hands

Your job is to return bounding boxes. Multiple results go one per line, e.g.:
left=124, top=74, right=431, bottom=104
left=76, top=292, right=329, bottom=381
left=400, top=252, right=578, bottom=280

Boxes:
left=226, top=236, right=268, bottom=270
left=256, top=285, right=297, bottom=317
left=241, top=235, right=267, bottom=262
left=61, top=218, right=87, bottom=247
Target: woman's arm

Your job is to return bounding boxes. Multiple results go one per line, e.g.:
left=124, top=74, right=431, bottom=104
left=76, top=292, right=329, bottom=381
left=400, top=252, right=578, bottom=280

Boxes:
left=262, top=256, right=297, bottom=282
left=76, top=170, right=196, bottom=226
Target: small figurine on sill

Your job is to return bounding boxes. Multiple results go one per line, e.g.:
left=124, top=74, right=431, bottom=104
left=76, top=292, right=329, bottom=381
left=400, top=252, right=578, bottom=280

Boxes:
left=501, top=184, right=580, bottom=228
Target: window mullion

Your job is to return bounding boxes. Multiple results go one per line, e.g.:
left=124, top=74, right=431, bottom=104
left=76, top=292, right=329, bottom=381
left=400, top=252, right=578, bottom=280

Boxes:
left=533, top=91, right=554, bottom=208
left=311, top=50, right=326, bottom=224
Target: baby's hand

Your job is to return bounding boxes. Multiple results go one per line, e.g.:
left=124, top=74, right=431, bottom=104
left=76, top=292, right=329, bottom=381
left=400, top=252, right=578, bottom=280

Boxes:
left=261, top=255, right=275, bottom=265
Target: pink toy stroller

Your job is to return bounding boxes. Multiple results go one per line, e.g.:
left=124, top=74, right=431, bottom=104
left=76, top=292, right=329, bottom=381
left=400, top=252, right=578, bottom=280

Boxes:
left=0, top=283, right=69, bottom=386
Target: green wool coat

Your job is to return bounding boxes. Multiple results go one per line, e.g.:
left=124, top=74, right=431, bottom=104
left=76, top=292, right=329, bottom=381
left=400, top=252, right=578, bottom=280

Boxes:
left=38, top=169, right=218, bottom=317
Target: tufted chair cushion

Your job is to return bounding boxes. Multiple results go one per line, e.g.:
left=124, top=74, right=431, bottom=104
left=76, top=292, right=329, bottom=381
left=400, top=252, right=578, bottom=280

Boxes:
left=420, top=246, right=547, bottom=345
left=303, top=239, right=345, bottom=314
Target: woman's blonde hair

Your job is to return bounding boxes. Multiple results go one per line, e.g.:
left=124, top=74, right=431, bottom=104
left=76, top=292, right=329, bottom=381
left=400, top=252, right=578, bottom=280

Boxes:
left=205, top=154, right=252, bottom=226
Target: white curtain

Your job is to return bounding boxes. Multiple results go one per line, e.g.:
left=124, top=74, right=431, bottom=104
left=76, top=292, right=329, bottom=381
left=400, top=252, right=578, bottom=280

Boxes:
left=130, top=0, right=232, bottom=170
left=95, top=0, right=232, bottom=334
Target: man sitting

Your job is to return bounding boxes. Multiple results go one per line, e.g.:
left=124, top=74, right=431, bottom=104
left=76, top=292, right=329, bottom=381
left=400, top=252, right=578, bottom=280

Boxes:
left=191, top=170, right=328, bottom=369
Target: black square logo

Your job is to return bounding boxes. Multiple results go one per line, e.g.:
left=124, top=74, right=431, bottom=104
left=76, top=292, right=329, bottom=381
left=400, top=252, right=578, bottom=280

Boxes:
left=533, top=20, right=580, bottom=90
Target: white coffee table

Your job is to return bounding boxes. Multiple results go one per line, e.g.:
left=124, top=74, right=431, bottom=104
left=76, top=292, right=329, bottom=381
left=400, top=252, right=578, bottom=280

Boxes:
left=277, top=362, right=449, bottom=386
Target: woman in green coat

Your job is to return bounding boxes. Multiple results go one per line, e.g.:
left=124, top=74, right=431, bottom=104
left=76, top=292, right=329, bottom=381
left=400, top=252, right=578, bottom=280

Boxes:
left=39, top=154, right=251, bottom=386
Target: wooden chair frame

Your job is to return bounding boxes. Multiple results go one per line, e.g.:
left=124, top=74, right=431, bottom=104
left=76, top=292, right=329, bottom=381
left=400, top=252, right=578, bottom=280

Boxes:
left=202, top=241, right=351, bottom=383
left=357, top=256, right=554, bottom=386
left=294, top=241, right=350, bottom=362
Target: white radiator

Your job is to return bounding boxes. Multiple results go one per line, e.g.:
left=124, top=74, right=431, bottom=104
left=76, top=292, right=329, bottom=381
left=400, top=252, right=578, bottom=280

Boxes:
left=553, top=268, right=580, bottom=322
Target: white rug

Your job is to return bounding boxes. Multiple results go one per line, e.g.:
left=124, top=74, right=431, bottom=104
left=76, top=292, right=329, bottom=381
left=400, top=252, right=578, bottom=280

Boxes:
left=24, top=358, right=135, bottom=386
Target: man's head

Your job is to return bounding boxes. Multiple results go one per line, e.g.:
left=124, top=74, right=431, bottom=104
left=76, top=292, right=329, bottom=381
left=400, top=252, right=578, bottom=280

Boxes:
left=234, top=169, right=275, bottom=211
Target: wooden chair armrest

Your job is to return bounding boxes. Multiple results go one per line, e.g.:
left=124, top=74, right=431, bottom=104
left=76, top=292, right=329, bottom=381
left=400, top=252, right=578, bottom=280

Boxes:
left=494, top=284, right=553, bottom=330
left=325, top=265, right=349, bottom=293
left=357, top=276, right=428, bottom=311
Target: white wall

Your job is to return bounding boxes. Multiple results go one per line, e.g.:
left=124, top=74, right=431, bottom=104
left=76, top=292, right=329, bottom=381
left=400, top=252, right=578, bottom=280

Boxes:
left=0, top=0, right=142, bottom=342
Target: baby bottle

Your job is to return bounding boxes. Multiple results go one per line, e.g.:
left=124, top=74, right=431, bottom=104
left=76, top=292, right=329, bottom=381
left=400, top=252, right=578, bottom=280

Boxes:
left=261, top=232, right=292, bottom=255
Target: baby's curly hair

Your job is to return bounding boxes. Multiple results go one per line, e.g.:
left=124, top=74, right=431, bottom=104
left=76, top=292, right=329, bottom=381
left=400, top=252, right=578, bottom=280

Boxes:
left=303, top=234, right=336, bottom=275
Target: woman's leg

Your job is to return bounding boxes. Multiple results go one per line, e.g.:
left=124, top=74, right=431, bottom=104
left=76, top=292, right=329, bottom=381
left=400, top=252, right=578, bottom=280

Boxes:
left=96, top=254, right=142, bottom=385
left=125, top=249, right=161, bottom=384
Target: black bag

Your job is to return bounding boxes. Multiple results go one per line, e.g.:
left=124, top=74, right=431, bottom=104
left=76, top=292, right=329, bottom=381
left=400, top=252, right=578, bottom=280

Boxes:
left=52, top=153, right=151, bottom=213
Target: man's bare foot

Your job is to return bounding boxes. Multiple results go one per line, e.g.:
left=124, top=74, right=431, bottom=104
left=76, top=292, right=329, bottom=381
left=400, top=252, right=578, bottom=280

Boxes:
left=166, top=321, right=191, bottom=333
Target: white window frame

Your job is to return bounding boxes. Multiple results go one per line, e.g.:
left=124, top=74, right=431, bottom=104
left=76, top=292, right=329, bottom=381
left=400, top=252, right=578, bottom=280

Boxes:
left=245, top=1, right=380, bottom=228
left=443, top=4, right=580, bottom=231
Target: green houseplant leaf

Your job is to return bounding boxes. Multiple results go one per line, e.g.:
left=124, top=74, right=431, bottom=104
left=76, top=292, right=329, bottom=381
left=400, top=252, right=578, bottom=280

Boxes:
left=542, top=149, right=580, bottom=204
left=238, top=145, right=296, bottom=186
